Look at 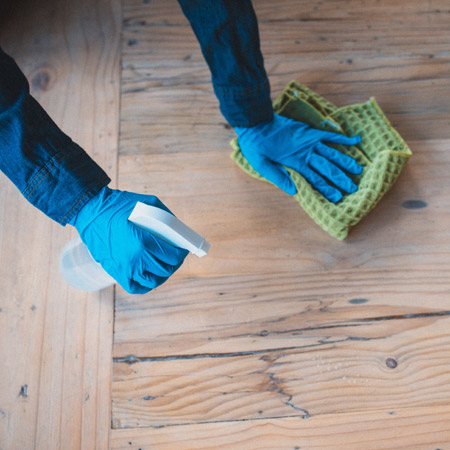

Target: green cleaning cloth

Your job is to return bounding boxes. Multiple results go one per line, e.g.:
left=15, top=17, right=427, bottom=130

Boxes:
left=230, top=81, right=412, bottom=240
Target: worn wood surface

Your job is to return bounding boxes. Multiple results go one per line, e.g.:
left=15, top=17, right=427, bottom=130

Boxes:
left=110, top=405, right=450, bottom=449
left=1, top=0, right=450, bottom=448
left=113, top=263, right=450, bottom=357
left=113, top=317, right=450, bottom=427
left=120, top=0, right=450, bottom=159
left=0, top=0, right=120, bottom=448
left=116, top=139, right=446, bottom=278
left=114, top=0, right=450, bottom=447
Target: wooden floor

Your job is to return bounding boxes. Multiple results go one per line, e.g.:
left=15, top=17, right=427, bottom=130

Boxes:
left=1, top=0, right=450, bottom=448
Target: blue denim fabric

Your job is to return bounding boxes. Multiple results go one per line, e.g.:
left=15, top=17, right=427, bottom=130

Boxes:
left=0, top=48, right=111, bottom=225
left=178, top=0, right=274, bottom=127
left=0, top=0, right=273, bottom=224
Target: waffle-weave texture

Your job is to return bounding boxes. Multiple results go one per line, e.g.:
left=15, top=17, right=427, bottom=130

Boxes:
left=230, top=81, right=412, bottom=240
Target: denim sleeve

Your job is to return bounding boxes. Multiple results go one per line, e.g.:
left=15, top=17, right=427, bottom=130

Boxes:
left=0, top=48, right=111, bottom=225
left=177, top=0, right=274, bottom=127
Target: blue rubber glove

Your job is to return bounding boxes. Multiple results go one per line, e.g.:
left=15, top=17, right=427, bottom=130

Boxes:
left=70, top=187, right=188, bottom=294
left=235, top=113, right=363, bottom=202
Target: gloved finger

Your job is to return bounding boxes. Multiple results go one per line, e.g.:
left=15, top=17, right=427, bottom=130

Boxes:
left=134, top=271, right=168, bottom=291
left=137, top=255, right=185, bottom=290
left=140, top=196, right=173, bottom=215
left=315, top=142, right=363, bottom=175
left=140, top=230, right=189, bottom=266
left=248, top=155, right=297, bottom=195
left=298, top=165, right=343, bottom=203
left=97, top=261, right=152, bottom=295
left=141, top=253, right=179, bottom=278
left=122, top=278, right=153, bottom=295
left=309, top=153, right=358, bottom=194
left=124, top=190, right=174, bottom=215
left=319, top=132, right=362, bottom=147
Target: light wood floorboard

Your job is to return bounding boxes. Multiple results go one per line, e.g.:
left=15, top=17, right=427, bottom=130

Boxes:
left=1, top=0, right=450, bottom=448
left=114, top=0, right=450, bottom=447
left=0, top=0, right=120, bottom=448
left=110, top=405, right=450, bottom=449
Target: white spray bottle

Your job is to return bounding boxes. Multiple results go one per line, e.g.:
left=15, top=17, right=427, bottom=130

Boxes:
left=59, top=202, right=210, bottom=291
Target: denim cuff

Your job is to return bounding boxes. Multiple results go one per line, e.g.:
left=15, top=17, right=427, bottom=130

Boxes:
left=23, top=141, right=111, bottom=226
left=214, top=80, right=274, bottom=128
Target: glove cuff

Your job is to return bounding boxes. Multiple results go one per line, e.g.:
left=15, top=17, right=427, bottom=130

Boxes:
left=68, top=185, right=112, bottom=230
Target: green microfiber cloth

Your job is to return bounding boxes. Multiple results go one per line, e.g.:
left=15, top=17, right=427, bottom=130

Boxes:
left=230, top=81, right=412, bottom=240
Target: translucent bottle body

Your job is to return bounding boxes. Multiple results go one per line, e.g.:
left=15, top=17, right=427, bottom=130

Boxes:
left=59, top=237, right=115, bottom=291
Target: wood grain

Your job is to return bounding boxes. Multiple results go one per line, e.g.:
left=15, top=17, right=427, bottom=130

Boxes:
left=113, top=265, right=450, bottom=358
left=116, top=139, right=449, bottom=279
left=2, top=0, right=447, bottom=446
left=114, top=0, right=450, bottom=444
left=0, top=0, right=120, bottom=448
left=110, top=405, right=450, bottom=449
left=119, top=0, right=450, bottom=157
left=112, top=312, right=450, bottom=427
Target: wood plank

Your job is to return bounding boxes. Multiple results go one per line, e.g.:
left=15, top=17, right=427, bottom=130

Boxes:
left=112, top=311, right=450, bottom=427
left=118, top=0, right=450, bottom=297
left=120, top=0, right=450, bottom=156
left=113, top=265, right=450, bottom=358
left=115, top=0, right=450, bottom=443
left=121, top=0, right=450, bottom=24
left=110, top=405, right=450, bottom=449
left=116, top=139, right=449, bottom=280
left=0, top=0, right=120, bottom=448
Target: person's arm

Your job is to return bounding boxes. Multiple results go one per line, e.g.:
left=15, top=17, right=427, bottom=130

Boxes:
left=177, top=0, right=273, bottom=128
left=0, top=47, right=110, bottom=224
left=178, top=1, right=362, bottom=201
left=0, top=48, right=187, bottom=294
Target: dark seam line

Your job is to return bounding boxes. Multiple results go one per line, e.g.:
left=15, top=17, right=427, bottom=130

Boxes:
left=117, top=413, right=309, bottom=430
left=113, top=340, right=344, bottom=364
left=24, top=152, right=68, bottom=200
left=350, top=310, right=450, bottom=322
left=59, top=184, right=99, bottom=225
left=22, top=151, right=67, bottom=197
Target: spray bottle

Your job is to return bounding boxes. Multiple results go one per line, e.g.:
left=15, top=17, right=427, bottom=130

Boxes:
left=59, top=202, right=210, bottom=291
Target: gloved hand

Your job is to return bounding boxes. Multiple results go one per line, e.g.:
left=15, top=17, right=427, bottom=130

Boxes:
left=69, top=186, right=188, bottom=294
left=235, top=113, right=363, bottom=203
